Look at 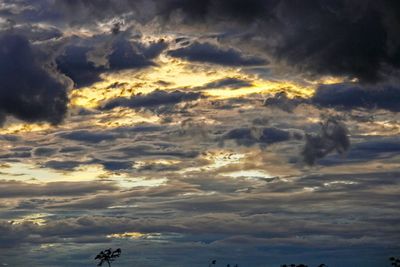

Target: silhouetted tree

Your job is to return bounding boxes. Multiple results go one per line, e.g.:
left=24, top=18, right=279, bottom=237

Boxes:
left=390, top=257, right=400, bottom=267
left=209, top=259, right=217, bottom=267
left=94, top=248, right=121, bottom=267
left=281, top=264, right=325, bottom=267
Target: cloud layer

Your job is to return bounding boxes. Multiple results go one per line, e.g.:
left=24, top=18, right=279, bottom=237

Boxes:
left=0, top=1, right=399, bottom=267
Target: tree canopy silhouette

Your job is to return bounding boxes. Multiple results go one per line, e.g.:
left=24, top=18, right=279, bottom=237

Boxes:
left=94, top=248, right=121, bottom=267
left=209, top=259, right=217, bottom=267
left=390, top=257, right=400, bottom=267
left=280, top=264, right=327, bottom=267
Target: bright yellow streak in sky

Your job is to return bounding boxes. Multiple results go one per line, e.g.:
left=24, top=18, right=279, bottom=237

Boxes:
left=2, top=163, right=107, bottom=183
left=92, top=107, right=160, bottom=128
left=1, top=162, right=168, bottom=189
left=106, top=232, right=165, bottom=240
left=69, top=55, right=316, bottom=109
left=204, top=79, right=314, bottom=99
left=69, top=56, right=249, bottom=108
left=9, top=213, right=52, bottom=226
left=107, top=232, right=146, bottom=239
left=0, top=122, right=52, bottom=134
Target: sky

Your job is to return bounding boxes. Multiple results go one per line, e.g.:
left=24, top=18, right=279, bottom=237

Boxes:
left=0, top=1, right=399, bottom=266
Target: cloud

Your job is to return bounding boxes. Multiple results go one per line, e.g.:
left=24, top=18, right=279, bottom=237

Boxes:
left=197, top=77, right=253, bottom=90
left=264, top=92, right=305, bottom=112
left=56, top=45, right=102, bottom=88
left=108, top=38, right=166, bottom=70
left=47, top=195, right=117, bottom=209
left=312, top=83, right=400, bottom=112
left=0, top=180, right=117, bottom=198
left=157, top=0, right=275, bottom=23
left=102, top=90, right=202, bottom=111
left=95, top=160, right=133, bottom=171
left=319, top=137, right=400, bottom=166
left=0, top=33, right=71, bottom=125
left=58, top=130, right=119, bottom=143
left=160, top=0, right=400, bottom=82
left=7, top=23, right=62, bottom=42
left=1, top=2, right=399, bottom=267
left=167, top=42, right=267, bottom=66
left=113, top=143, right=199, bottom=159
left=302, top=117, right=350, bottom=165
left=13, top=1, right=400, bottom=82
left=57, top=36, right=167, bottom=87
left=263, top=82, right=400, bottom=113
left=221, top=126, right=298, bottom=147
left=42, top=160, right=84, bottom=171
left=272, top=1, right=392, bottom=82
left=32, top=147, right=59, bottom=157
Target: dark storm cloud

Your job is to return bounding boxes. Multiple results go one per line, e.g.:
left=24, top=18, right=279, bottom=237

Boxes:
left=102, top=90, right=202, bottom=110
left=302, top=117, right=350, bottom=165
left=108, top=38, right=167, bottom=70
left=13, top=0, right=400, bottom=83
left=56, top=45, right=102, bottom=88
left=161, top=0, right=400, bottom=82
left=157, top=0, right=276, bottom=23
left=273, top=1, right=390, bottom=82
left=167, top=42, right=267, bottom=66
left=221, top=127, right=297, bottom=147
left=264, top=82, right=400, bottom=113
left=0, top=33, right=71, bottom=125
left=312, top=83, right=400, bottom=112
left=56, top=37, right=167, bottom=87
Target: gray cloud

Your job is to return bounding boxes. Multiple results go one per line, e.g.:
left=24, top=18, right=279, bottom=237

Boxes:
left=221, top=126, right=300, bottom=147
left=33, top=147, right=59, bottom=157
left=0, top=180, right=117, bottom=198
left=264, top=82, right=400, bottom=113
left=0, top=33, right=71, bottom=125
left=0, top=2, right=399, bottom=267
left=319, top=137, right=400, bottom=166
left=9, top=1, right=400, bottom=83
left=302, top=117, right=350, bottom=165
left=56, top=36, right=167, bottom=87
left=102, top=90, right=202, bottom=111
left=160, top=0, right=400, bottom=82
left=58, top=130, right=119, bottom=143
left=264, top=92, right=305, bottom=113
left=197, top=77, right=253, bottom=90
left=168, top=42, right=267, bottom=66
left=312, top=83, right=400, bottom=112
